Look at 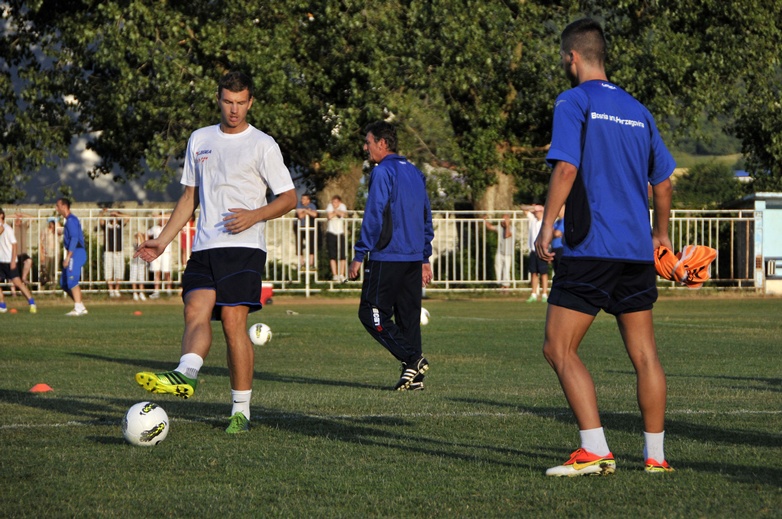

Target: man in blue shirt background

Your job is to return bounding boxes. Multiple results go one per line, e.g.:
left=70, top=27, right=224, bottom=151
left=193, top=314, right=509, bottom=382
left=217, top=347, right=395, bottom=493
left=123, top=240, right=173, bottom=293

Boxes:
left=349, top=121, right=434, bottom=391
left=56, top=197, right=89, bottom=316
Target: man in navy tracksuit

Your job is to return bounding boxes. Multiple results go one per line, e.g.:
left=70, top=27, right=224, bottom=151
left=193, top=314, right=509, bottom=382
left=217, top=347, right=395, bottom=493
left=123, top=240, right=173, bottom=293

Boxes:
left=349, top=121, right=434, bottom=391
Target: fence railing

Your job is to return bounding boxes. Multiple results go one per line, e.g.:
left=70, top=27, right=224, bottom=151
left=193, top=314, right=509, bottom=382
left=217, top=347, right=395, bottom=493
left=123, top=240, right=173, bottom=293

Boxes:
left=1, top=208, right=762, bottom=297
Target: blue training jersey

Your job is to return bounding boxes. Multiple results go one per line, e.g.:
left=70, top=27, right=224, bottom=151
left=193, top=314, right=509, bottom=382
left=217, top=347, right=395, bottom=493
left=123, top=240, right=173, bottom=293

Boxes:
left=63, top=214, right=85, bottom=252
left=353, top=154, right=434, bottom=264
left=546, top=80, right=675, bottom=263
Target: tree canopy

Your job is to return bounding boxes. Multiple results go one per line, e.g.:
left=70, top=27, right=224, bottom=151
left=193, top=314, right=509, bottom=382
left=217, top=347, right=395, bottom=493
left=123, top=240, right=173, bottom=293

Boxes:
left=2, top=0, right=781, bottom=205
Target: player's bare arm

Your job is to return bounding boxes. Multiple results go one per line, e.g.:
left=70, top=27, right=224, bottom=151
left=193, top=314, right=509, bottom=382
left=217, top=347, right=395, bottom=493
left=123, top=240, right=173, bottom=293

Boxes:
left=536, top=160, right=577, bottom=261
left=651, top=177, right=673, bottom=250
left=224, top=189, right=297, bottom=234
left=135, top=186, right=199, bottom=262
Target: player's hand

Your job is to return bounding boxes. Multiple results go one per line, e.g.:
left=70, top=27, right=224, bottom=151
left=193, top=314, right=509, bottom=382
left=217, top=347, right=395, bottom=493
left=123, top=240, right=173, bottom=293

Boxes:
left=348, top=260, right=362, bottom=281
left=134, top=239, right=164, bottom=262
left=535, top=226, right=554, bottom=262
left=652, top=233, right=673, bottom=252
left=224, top=208, right=259, bottom=234
left=422, top=263, right=433, bottom=287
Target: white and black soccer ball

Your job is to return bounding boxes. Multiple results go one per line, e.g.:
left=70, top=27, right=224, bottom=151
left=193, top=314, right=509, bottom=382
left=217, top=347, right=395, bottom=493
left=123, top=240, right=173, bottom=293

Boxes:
left=122, top=401, right=169, bottom=447
left=420, top=307, right=430, bottom=326
left=248, top=323, right=273, bottom=346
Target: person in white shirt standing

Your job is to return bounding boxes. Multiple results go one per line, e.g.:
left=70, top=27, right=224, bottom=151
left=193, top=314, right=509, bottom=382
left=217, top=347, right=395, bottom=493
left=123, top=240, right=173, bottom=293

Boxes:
left=326, top=195, right=348, bottom=281
left=0, top=208, right=37, bottom=313
left=526, top=205, right=549, bottom=302
left=134, top=71, right=296, bottom=434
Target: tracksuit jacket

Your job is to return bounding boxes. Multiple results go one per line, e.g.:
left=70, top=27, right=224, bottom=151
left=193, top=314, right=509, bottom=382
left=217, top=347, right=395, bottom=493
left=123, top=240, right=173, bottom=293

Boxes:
left=352, top=154, right=434, bottom=264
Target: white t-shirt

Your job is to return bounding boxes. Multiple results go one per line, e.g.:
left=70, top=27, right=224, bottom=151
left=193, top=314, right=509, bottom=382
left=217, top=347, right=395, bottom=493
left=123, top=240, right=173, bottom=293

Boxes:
left=528, top=212, right=542, bottom=251
left=0, top=223, right=17, bottom=263
left=181, top=124, right=295, bottom=252
left=496, top=224, right=515, bottom=256
left=326, top=202, right=347, bottom=235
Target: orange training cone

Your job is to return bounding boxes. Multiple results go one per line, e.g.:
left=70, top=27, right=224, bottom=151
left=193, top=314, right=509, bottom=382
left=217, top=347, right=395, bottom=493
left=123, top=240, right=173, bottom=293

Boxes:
left=29, top=383, right=53, bottom=393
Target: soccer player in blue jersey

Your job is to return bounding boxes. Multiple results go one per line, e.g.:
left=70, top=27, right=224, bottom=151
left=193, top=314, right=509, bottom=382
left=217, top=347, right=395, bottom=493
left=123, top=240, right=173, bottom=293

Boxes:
left=56, top=198, right=88, bottom=316
left=535, top=18, right=676, bottom=476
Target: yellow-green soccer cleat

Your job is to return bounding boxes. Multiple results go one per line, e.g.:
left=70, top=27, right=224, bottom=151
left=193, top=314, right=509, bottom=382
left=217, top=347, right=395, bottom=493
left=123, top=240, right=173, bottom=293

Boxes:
left=226, top=412, right=250, bottom=434
left=135, top=370, right=197, bottom=399
left=546, top=448, right=616, bottom=477
left=645, top=458, right=675, bottom=473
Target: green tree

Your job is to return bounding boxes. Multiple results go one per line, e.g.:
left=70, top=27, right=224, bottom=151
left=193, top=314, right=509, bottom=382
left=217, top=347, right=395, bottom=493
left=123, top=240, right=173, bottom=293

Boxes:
left=673, top=162, right=746, bottom=209
left=2, top=1, right=781, bottom=205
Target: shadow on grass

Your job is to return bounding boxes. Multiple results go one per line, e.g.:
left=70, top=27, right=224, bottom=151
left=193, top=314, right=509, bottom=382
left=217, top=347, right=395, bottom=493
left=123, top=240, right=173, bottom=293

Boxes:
left=70, top=352, right=386, bottom=391
left=447, top=396, right=782, bottom=485
left=608, top=369, right=782, bottom=394
left=0, top=388, right=544, bottom=471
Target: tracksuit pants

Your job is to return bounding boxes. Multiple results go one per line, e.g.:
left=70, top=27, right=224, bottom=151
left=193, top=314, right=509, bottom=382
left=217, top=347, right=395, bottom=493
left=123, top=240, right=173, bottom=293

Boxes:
left=358, top=260, right=423, bottom=365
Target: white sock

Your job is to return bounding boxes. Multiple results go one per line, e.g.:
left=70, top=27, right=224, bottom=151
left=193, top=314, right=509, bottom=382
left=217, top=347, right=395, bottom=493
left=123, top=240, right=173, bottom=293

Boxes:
left=75, top=302, right=86, bottom=312
left=175, top=353, right=204, bottom=380
left=580, top=427, right=611, bottom=456
left=644, top=431, right=665, bottom=462
left=231, top=389, right=252, bottom=420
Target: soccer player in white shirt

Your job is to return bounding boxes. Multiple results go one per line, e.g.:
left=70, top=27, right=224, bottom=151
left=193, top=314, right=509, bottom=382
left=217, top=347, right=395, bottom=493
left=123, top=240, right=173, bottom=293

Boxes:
left=134, top=71, right=296, bottom=434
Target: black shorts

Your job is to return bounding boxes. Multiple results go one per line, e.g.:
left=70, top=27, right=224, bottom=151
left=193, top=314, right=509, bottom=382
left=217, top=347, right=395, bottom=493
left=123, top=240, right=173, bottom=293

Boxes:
left=298, top=229, right=316, bottom=254
left=548, top=257, right=658, bottom=316
left=327, top=233, right=346, bottom=260
left=0, top=262, right=20, bottom=282
left=528, top=251, right=549, bottom=275
left=182, top=247, right=266, bottom=320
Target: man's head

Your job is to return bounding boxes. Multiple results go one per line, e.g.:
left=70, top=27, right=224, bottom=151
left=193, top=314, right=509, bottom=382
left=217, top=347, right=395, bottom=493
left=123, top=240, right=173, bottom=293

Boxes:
left=55, top=198, right=71, bottom=216
left=217, top=71, right=254, bottom=134
left=560, top=18, right=607, bottom=87
left=0, top=208, right=5, bottom=223
left=301, top=194, right=311, bottom=205
left=363, top=121, right=397, bottom=163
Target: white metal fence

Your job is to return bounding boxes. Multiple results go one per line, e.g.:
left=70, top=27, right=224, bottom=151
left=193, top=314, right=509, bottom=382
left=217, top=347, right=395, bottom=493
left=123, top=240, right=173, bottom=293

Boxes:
left=1, top=208, right=762, bottom=297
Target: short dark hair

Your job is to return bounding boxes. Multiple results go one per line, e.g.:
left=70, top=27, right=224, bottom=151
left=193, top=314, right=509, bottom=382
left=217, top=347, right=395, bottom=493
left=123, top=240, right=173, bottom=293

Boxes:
left=57, top=197, right=72, bottom=209
left=218, top=70, right=254, bottom=99
left=561, top=18, right=606, bottom=66
left=363, top=121, right=398, bottom=153
left=0, top=207, right=4, bottom=218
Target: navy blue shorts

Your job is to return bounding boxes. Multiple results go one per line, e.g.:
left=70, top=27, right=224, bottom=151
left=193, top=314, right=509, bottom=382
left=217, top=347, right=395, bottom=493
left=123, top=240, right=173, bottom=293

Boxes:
left=0, top=262, right=20, bottom=282
left=528, top=251, right=549, bottom=275
left=182, top=247, right=266, bottom=320
left=548, top=257, right=658, bottom=316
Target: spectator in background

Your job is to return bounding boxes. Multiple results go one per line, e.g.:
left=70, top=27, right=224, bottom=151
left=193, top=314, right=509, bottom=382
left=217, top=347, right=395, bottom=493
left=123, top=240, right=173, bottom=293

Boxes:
left=40, top=217, right=58, bottom=286
left=147, top=213, right=172, bottom=298
left=526, top=205, right=549, bottom=302
left=179, top=215, right=196, bottom=268
left=484, top=213, right=515, bottom=289
left=130, top=231, right=148, bottom=301
left=326, top=194, right=348, bottom=282
left=10, top=212, right=33, bottom=295
left=0, top=208, right=37, bottom=313
left=55, top=198, right=88, bottom=316
left=551, top=205, right=565, bottom=273
left=296, top=193, right=318, bottom=271
left=100, top=208, right=129, bottom=298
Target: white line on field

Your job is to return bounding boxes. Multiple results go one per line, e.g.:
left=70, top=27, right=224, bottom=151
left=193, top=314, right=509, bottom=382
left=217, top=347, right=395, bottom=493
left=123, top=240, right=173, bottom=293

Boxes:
left=1, top=408, right=779, bottom=430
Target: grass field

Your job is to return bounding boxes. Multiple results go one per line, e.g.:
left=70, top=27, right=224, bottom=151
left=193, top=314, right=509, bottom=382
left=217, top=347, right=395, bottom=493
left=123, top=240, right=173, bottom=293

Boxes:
left=1, top=295, right=780, bottom=517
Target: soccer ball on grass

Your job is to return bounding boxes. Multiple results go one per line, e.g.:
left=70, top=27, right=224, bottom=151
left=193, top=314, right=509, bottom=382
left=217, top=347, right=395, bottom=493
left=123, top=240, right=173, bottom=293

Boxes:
left=248, top=323, right=273, bottom=346
left=122, top=401, right=169, bottom=446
